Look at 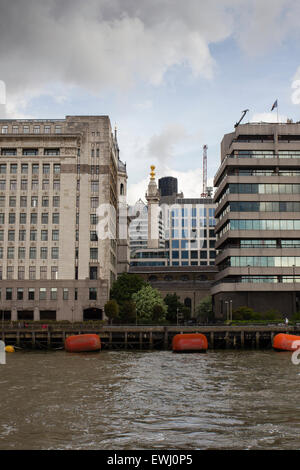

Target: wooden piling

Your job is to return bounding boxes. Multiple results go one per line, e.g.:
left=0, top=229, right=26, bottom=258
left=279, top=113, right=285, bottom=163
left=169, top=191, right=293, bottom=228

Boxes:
left=210, top=331, right=214, bottom=349
left=240, top=331, right=244, bottom=348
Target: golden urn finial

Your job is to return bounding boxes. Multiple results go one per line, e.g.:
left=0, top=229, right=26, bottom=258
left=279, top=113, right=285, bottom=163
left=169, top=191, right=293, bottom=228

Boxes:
left=150, top=165, right=156, bottom=180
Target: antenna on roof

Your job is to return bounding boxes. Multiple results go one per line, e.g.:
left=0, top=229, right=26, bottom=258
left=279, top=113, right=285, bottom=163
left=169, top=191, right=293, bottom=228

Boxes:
left=234, top=109, right=249, bottom=128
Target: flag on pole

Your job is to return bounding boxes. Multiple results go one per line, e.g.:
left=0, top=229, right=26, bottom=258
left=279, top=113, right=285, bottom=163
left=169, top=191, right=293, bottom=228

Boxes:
left=271, top=100, right=278, bottom=111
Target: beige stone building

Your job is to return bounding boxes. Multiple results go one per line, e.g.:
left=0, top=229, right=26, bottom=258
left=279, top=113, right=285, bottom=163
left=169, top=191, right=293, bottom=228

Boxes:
left=0, top=116, right=129, bottom=322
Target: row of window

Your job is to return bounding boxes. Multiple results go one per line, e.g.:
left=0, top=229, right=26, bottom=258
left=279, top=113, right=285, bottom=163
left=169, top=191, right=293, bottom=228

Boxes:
left=2, top=247, right=59, bottom=259
left=165, top=229, right=216, bottom=239
left=228, top=150, right=300, bottom=158
left=0, top=196, right=60, bottom=207
left=2, top=266, right=57, bottom=280
left=1, top=125, right=62, bottom=134
left=219, top=201, right=300, bottom=219
left=170, top=240, right=215, bottom=249
left=1, top=229, right=59, bottom=241
left=2, top=286, right=97, bottom=301
left=229, top=219, right=300, bottom=231
left=1, top=149, right=60, bottom=156
left=239, top=239, right=300, bottom=248
left=0, top=212, right=59, bottom=225
left=227, top=256, right=300, bottom=268
left=169, top=208, right=215, bottom=217
left=229, top=183, right=300, bottom=195
left=0, top=180, right=60, bottom=192
left=169, top=218, right=216, bottom=228
left=0, top=163, right=60, bottom=173
left=171, top=250, right=216, bottom=259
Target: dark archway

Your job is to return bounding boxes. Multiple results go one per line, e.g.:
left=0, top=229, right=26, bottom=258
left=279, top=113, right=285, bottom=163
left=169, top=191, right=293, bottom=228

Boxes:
left=83, top=307, right=103, bottom=321
left=17, top=310, right=34, bottom=320
left=184, top=298, right=192, bottom=310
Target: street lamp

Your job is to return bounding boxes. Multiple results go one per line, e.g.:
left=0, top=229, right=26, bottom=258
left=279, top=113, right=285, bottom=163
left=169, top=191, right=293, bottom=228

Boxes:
left=225, top=300, right=229, bottom=322
left=229, top=300, right=233, bottom=322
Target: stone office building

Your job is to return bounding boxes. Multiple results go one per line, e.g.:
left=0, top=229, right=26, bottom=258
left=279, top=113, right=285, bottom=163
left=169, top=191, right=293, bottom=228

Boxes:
left=0, top=116, right=128, bottom=322
left=212, top=122, right=300, bottom=318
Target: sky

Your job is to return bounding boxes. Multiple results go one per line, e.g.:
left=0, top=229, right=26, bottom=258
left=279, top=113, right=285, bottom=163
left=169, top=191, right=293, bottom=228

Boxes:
left=1, top=0, right=300, bottom=204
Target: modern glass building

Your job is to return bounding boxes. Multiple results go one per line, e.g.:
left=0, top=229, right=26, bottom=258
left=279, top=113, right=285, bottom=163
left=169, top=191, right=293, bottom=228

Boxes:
left=212, top=122, right=300, bottom=318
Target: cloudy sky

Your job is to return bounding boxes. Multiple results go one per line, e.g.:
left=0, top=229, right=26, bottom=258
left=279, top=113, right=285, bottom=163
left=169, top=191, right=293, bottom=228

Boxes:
left=1, top=0, right=300, bottom=203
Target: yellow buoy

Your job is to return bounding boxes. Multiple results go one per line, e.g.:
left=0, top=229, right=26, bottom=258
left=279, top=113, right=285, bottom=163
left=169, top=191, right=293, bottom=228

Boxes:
left=5, top=345, right=15, bottom=353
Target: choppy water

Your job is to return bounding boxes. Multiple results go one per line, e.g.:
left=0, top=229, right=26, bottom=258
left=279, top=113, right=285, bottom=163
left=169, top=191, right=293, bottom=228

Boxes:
left=0, top=349, right=300, bottom=450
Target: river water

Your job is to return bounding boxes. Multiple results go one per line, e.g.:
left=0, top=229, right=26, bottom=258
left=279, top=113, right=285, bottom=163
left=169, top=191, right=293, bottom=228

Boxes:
left=0, top=349, right=300, bottom=450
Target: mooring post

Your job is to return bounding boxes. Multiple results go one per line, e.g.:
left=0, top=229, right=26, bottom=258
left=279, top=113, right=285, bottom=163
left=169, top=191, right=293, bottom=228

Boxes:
left=139, top=332, right=143, bottom=350
left=256, top=332, right=260, bottom=349
left=32, top=331, right=35, bottom=349
left=270, top=332, right=274, bottom=348
left=210, top=331, right=214, bottom=349
left=109, top=332, right=112, bottom=349
left=124, top=331, right=128, bottom=349
left=47, top=331, right=51, bottom=349
left=164, top=327, right=168, bottom=350
left=233, top=334, right=236, bottom=348
left=240, top=331, right=244, bottom=348
left=149, top=331, right=153, bottom=349
left=225, top=331, right=230, bottom=349
left=16, top=330, right=20, bottom=347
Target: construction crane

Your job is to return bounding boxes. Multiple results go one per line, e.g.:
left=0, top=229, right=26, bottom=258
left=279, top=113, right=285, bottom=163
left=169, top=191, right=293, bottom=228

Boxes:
left=201, top=144, right=208, bottom=197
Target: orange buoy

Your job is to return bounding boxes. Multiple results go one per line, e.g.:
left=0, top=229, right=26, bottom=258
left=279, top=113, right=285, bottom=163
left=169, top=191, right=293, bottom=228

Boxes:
left=65, top=334, right=101, bottom=353
left=273, top=333, right=300, bottom=351
left=172, top=333, right=208, bottom=353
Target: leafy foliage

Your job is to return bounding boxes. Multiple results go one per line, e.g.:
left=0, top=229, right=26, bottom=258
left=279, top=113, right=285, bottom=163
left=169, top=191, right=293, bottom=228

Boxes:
left=110, top=273, right=147, bottom=304
left=132, top=285, right=167, bottom=322
left=195, top=296, right=214, bottom=323
left=104, top=300, right=119, bottom=324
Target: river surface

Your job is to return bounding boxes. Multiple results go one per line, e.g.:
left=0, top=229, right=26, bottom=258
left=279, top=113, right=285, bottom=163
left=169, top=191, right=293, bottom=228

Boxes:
left=0, top=349, right=300, bottom=450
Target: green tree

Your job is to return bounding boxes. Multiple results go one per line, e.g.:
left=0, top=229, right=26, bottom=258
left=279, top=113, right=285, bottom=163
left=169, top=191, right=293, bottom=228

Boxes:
left=196, top=296, right=214, bottom=323
left=110, top=273, right=147, bottom=305
left=119, top=300, right=136, bottom=324
left=132, top=285, right=167, bottom=322
left=104, top=300, right=120, bottom=324
left=152, top=304, right=166, bottom=323
left=164, top=293, right=184, bottom=323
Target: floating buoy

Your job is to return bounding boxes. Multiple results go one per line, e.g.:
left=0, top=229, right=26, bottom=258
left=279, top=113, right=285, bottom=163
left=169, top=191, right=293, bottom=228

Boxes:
left=273, top=333, right=300, bottom=351
left=172, top=333, right=208, bottom=353
left=65, top=334, right=101, bottom=353
left=5, top=345, right=15, bottom=353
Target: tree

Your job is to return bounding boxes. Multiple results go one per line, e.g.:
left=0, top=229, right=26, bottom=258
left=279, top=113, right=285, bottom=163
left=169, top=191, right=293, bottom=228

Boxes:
left=152, top=304, right=166, bottom=323
left=164, top=293, right=184, bottom=323
left=104, top=300, right=119, bottom=324
left=110, top=273, right=147, bottom=305
left=132, top=285, right=167, bottom=323
left=196, top=296, right=214, bottom=323
left=119, top=300, right=136, bottom=324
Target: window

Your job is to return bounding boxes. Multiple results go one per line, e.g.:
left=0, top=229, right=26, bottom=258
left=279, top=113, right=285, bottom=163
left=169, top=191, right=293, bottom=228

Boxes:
left=55, top=126, right=61, bottom=134
left=89, top=267, right=98, bottom=280
left=42, top=196, right=49, bottom=207
left=31, top=196, right=38, bottom=207
left=40, top=247, right=48, bottom=259
left=8, top=230, right=15, bottom=241
left=53, top=180, right=60, bottom=191
left=19, top=213, right=26, bottom=224
left=51, top=266, right=58, bottom=280
left=53, top=164, right=60, bottom=174
left=31, top=180, right=39, bottom=191
left=50, top=288, right=57, bottom=300
left=23, top=148, right=38, bottom=156
left=7, top=247, right=14, bottom=259
left=6, top=288, right=12, bottom=300
left=23, top=126, right=29, bottom=134
left=34, top=126, right=40, bottom=134
left=10, top=180, right=17, bottom=190
left=12, top=126, right=18, bottom=134
left=43, top=164, right=50, bottom=175
left=89, top=288, right=97, bottom=300
left=52, top=230, right=59, bottom=241
left=91, top=181, right=99, bottom=193
left=0, top=230, right=3, bottom=241
left=63, top=288, right=69, bottom=300
left=41, top=213, right=48, bottom=224
left=51, top=247, right=59, bottom=259
left=32, top=164, right=39, bottom=174
left=30, top=213, right=37, bottom=224
left=53, top=196, right=60, bottom=207
left=91, top=197, right=99, bottom=208
left=90, top=248, right=98, bottom=260
left=17, top=287, right=24, bottom=299
left=30, top=230, right=37, bottom=241
left=9, top=196, right=16, bottom=207
left=90, top=231, right=98, bottom=241
left=44, top=125, right=51, bottom=134
left=18, top=247, right=25, bottom=259
left=1, top=126, right=8, bottom=134
left=19, top=230, right=26, bottom=241
left=42, top=179, right=49, bottom=190
left=0, top=180, right=5, bottom=190
left=41, top=230, right=48, bottom=241
left=52, top=213, right=59, bottom=224
left=0, top=164, right=6, bottom=174
left=21, top=180, right=28, bottom=191
left=90, top=214, right=98, bottom=225
left=21, top=164, right=28, bottom=174
left=8, top=213, right=15, bottom=224
left=10, top=164, right=17, bottom=174
left=44, top=148, right=60, bottom=156
left=7, top=266, right=14, bottom=279
left=39, top=288, right=47, bottom=300
left=40, top=267, right=47, bottom=280
left=28, top=287, right=35, bottom=299
left=29, top=247, right=36, bottom=259
left=20, top=196, right=27, bottom=207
